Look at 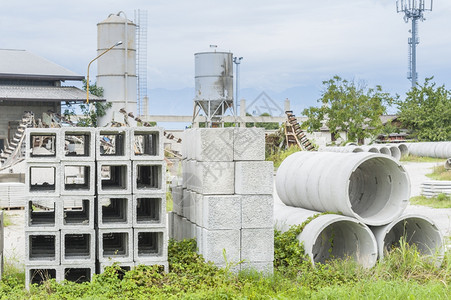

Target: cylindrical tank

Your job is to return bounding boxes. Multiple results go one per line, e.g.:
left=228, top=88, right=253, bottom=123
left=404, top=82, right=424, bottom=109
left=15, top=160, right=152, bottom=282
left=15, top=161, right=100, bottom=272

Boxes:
left=371, top=214, right=444, bottom=264
left=194, top=52, right=233, bottom=118
left=274, top=204, right=378, bottom=268
left=97, top=13, right=137, bottom=126
left=276, top=152, right=410, bottom=226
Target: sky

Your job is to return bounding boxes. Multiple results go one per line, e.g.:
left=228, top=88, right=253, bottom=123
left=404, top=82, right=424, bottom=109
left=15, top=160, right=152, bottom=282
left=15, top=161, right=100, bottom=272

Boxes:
left=1, top=0, right=450, bottom=120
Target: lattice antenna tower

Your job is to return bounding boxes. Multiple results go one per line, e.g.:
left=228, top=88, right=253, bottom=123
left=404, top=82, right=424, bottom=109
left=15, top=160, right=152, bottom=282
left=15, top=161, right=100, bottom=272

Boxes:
left=135, top=9, right=148, bottom=117
left=396, top=0, right=433, bottom=88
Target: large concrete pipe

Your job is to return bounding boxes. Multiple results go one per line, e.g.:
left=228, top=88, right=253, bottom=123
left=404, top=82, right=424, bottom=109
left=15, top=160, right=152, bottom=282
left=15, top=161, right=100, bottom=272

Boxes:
left=374, top=145, right=391, bottom=156
left=360, top=146, right=380, bottom=153
left=371, top=214, right=444, bottom=263
left=274, top=204, right=378, bottom=268
left=387, top=145, right=401, bottom=161
left=276, top=152, right=410, bottom=226
left=320, top=146, right=363, bottom=153
left=397, top=143, right=409, bottom=157
left=407, top=142, right=451, bottom=159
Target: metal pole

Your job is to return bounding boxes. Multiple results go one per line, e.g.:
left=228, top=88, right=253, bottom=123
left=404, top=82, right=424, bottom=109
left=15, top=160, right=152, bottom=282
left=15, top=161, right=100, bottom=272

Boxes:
left=233, top=57, right=243, bottom=113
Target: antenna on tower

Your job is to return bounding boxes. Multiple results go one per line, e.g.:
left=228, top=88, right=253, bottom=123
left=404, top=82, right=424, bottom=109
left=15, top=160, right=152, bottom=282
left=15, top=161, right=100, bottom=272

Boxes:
left=135, top=9, right=148, bottom=117
left=396, top=0, right=433, bottom=88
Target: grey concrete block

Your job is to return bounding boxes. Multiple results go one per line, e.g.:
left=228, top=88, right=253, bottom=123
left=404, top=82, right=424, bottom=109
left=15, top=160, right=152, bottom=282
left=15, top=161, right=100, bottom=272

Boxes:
left=173, top=213, right=184, bottom=241
left=26, top=162, right=61, bottom=197
left=61, top=127, right=96, bottom=161
left=171, top=185, right=183, bottom=216
left=240, top=261, right=274, bottom=274
left=25, top=266, right=60, bottom=290
left=233, top=127, right=265, bottom=161
left=98, top=195, right=133, bottom=228
left=96, top=127, right=130, bottom=161
left=168, top=212, right=174, bottom=239
left=133, top=194, right=166, bottom=228
left=134, top=260, right=169, bottom=273
left=190, top=190, right=197, bottom=225
left=61, top=229, right=96, bottom=264
left=133, top=228, right=168, bottom=262
left=132, top=161, right=166, bottom=194
left=195, top=128, right=234, bottom=162
left=182, top=189, right=191, bottom=220
left=181, top=129, right=194, bottom=159
left=98, top=228, right=133, bottom=263
left=194, top=192, right=203, bottom=227
left=25, top=231, right=60, bottom=266
left=183, top=160, right=197, bottom=190
left=26, top=197, right=59, bottom=231
left=235, top=161, right=273, bottom=194
left=202, top=195, right=241, bottom=230
left=130, top=127, right=164, bottom=160
left=240, top=228, right=274, bottom=262
left=241, top=195, right=274, bottom=229
left=61, top=263, right=95, bottom=283
left=25, top=128, right=62, bottom=162
left=196, top=225, right=203, bottom=254
left=201, top=228, right=241, bottom=265
left=97, top=161, right=132, bottom=194
left=192, top=161, right=235, bottom=195
left=61, top=161, right=95, bottom=196
left=100, top=261, right=134, bottom=274
left=61, top=196, right=95, bottom=229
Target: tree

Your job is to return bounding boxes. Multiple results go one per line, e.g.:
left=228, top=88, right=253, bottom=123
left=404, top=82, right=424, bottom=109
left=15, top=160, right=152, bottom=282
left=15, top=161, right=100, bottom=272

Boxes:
left=397, top=77, right=451, bottom=141
left=302, top=76, right=394, bottom=143
left=63, top=80, right=112, bottom=127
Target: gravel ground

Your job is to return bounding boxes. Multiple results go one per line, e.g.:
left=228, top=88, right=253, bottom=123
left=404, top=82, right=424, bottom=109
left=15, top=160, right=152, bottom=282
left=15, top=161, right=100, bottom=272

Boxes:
left=2, top=160, right=450, bottom=269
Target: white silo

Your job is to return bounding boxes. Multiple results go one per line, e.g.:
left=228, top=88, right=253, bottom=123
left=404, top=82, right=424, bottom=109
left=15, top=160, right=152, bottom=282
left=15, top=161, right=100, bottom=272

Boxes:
left=97, top=12, right=137, bottom=126
left=194, top=51, right=234, bottom=126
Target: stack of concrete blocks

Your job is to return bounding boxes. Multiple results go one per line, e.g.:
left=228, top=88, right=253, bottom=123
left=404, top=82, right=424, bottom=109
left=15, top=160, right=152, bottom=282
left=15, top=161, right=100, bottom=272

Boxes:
left=0, top=211, right=3, bottom=279
left=170, top=128, right=274, bottom=273
left=97, top=127, right=168, bottom=272
left=24, top=128, right=96, bottom=288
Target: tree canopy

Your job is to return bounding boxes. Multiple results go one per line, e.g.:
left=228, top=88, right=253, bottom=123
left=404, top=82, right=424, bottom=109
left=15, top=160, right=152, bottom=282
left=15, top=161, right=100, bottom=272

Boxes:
left=302, top=76, right=394, bottom=143
left=397, top=77, right=451, bottom=141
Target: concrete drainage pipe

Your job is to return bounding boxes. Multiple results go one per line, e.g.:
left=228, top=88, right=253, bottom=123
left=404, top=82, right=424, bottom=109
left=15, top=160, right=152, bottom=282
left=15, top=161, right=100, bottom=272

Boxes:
left=396, top=143, right=409, bottom=157
left=387, top=145, right=401, bottom=160
left=274, top=204, right=378, bottom=268
left=276, top=152, right=410, bottom=226
left=360, top=146, right=380, bottom=153
left=371, top=214, right=444, bottom=263
left=407, top=142, right=451, bottom=159
left=375, top=145, right=391, bottom=156
left=445, top=158, right=451, bottom=170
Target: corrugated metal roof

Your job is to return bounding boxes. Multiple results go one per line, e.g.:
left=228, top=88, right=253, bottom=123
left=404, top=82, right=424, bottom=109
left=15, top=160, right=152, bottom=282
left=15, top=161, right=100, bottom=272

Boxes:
left=0, top=49, right=84, bottom=81
left=0, top=85, right=104, bottom=102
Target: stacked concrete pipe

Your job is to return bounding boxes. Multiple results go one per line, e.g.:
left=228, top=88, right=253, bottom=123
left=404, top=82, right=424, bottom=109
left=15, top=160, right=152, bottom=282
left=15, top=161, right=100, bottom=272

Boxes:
left=321, top=145, right=402, bottom=160
left=275, top=151, right=444, bottom=265
left=406, top=142, right=451, bottom=159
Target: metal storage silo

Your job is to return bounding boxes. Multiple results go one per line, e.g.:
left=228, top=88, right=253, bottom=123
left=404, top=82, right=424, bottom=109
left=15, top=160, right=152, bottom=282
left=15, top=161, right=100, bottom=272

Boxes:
left=97, top=13, right=137, bottom=126
left=194, top=52, right=234, bottom=125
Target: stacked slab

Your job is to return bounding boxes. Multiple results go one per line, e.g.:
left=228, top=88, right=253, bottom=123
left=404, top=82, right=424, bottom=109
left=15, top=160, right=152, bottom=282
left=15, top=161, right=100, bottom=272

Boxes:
left=170, top=128, right=274, bottom=273
left=24, top=127, right=168, bottom=288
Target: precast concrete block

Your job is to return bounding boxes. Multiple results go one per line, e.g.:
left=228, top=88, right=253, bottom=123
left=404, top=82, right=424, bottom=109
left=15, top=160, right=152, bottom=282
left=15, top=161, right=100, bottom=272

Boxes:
left=233, top=127, right=265, bottom=161
left=235, top=161, right=273, bottom=195
left=195, top=128, right=234, bottom=162
left=241, top=195, right=274, bottom=229
left=97, top=161, right=131, bottom=194
left=25, top=266, right=60, bottom=290
left=100, top=261, right=135, bottom=274
left=196, top=225, right=203, bottom=254
left=133, top=194, right=166, bottom=228
left=133, top=228, right=168, bottom=262
left=134, top=260, right=169, bottom=273
left=190, top=190, right=197, bottom=224
left=25, top=230, right=60, bottom=266
left=184, top=160, right=197, bottom=190
left=192, top=161, right=235, bottom=195
left=240, top=261, right=274, bottom=274
left=61, top=161, right=95, bottom=196
left=240, top=228, right=274, bottom=262
left=132, top=161, right=166, bottom=194
left=26, top=197, right=59, bottom=231
left=26, top=162, right=61, bottom=197
left=182, top=217, right=191, bottom=240
left=181, top=159, right=188, bottom=189
left=194, top=192, right=203, bottom=227
left=96, top=127, right=130, bottom=161
left=173, top=214, right=184, bottom=241
left=61, top=229, right=96, bottom=264
left=201, top=195, right=241, bottom=230
left=61, top=196, right=95, bottom=229
left=171, top=185, right=183, bottom=216
left=61, top=127, right=95, bottom=161
left=98, top=195, right=133, bottom=228
left=61, top=263, right=95, bottom=283
left=182, top=189, right=191, bottom=220
left=25, top=128, right=62, bottom=162
left=168, top=211, right=174, bottom=239
left=181, top=129, right=195, bottom=160
left=130, top=127, right=164, bottom=160
left=98, top=228, right=133, bottom=263
left=201, top=228, right=241, bottom=265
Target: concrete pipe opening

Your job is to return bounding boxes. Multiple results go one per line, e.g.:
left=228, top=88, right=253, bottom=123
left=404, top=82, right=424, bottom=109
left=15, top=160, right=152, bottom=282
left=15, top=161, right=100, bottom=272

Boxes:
left=388, top=146, right=401, bottom=160
left=445, top=158, right=451, bottom=170
left=377, top=146, right=391, bottom=156
left=361, top=146, right=379, bottom=153
left=371, top=215, right=444, bottom=263
left=351, top=147, right=364, bottom=153
left=397, top=143, right=409, bottom=157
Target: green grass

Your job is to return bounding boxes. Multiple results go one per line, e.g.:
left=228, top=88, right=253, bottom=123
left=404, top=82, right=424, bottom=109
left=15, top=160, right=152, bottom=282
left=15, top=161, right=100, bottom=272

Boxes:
left=410, top=195, right=451, bottom=208
left=426, top=165, right=451, bottom=181
left=1, top=229, right=450, bottom=299
left=266, top=146, right=301, bottom=168
left=400, top=154, right=444, bottom=163
left=1, top=211, right=13, bottom=227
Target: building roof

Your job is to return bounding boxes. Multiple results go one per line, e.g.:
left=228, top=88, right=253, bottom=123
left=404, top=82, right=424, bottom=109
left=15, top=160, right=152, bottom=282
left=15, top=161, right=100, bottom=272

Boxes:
left=0, top=85, right=104, bottom=102
left=0, top=49, right=84, bottom=81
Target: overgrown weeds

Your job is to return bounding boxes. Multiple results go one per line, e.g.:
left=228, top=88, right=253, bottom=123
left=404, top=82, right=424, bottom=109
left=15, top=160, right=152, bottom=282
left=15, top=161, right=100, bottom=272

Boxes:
left=427, top=165, right=451, bottom=181
left=410, top=195, right=451, bottom=208
left=266, top=146, right=301, bottom=169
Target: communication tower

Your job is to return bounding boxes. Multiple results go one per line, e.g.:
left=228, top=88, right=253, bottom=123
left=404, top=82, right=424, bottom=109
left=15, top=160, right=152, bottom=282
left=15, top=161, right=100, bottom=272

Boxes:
left=396, top=0, right=433, bottom=87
